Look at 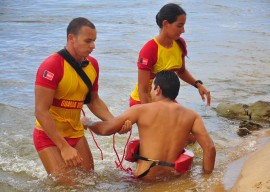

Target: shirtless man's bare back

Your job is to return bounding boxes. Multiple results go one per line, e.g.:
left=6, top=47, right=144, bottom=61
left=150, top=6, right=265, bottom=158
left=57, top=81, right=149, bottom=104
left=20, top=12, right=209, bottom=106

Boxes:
left=86, top=70, right=216, bottom=181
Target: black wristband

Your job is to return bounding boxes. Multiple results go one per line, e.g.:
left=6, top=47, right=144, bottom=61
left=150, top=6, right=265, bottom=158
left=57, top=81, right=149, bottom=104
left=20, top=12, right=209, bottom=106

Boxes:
left=194, top=80, right=203, bottom=88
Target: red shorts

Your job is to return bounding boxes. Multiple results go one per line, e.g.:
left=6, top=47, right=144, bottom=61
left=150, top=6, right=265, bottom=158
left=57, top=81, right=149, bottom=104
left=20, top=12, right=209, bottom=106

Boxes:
left=33, top=128, right=82, bottom=152
left=129, top=97, right=141, bottom=107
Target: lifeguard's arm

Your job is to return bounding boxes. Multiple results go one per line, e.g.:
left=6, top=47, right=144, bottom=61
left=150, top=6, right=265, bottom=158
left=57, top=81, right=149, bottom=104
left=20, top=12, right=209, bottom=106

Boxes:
left=35, top=85, right=82, bottom=167
left=86, top=91, right=114, bottom=121
left=191, top=113, right=216, bottom=173
left=88, top=106, right=140, bottom=135
left=177, top=58, right=211, bottom=106
left=138, top=69, right=151, bottom=104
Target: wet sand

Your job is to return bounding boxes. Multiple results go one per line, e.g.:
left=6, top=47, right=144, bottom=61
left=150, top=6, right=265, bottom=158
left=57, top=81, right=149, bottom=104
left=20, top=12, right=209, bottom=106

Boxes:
left=224, top=130, right=270, bottom=192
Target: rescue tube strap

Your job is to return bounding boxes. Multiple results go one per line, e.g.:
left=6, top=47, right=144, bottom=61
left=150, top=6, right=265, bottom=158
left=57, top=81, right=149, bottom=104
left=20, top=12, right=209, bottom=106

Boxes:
left=137, top=162, right=156, bottom=178
left=58, top=48, right=92, bottom=104
left=133, top=154, right=175, bottom=178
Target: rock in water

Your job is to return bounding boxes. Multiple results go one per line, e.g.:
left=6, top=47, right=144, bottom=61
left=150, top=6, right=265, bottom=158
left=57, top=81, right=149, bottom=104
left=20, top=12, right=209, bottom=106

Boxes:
left=239, top=120, right=262, bottom=131
left=216, top=101, right=270, bottom=122
left=248, top=101, right=270, bottom=122
left=237, top=128, right=251, bottom=136
left=216, top=103, right=249, bottom=120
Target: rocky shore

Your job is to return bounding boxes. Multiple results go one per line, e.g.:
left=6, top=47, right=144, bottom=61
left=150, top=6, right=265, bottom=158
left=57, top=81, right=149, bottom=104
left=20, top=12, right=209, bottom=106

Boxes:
left=215, top=101, right=270, bottom=191
left=216, top=101, right=270, bottom=123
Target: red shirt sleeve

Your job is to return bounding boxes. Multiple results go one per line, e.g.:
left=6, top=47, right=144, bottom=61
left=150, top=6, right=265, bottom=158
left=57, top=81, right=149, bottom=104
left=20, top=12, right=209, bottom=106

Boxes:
left=137, top=39, right=158, bottom=71
left=35, top=53, right=64, bottom=90
left=87, top=56, right=99, bottom=92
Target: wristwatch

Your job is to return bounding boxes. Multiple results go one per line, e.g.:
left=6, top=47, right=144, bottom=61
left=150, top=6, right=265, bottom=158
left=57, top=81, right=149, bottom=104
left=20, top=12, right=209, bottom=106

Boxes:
left=194, top=80, right=203, bottom=88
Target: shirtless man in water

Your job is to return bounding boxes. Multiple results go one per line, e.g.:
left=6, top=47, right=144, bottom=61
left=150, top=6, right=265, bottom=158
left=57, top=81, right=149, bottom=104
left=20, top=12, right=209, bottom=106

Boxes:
left=86, top=70, right=216, bottom=180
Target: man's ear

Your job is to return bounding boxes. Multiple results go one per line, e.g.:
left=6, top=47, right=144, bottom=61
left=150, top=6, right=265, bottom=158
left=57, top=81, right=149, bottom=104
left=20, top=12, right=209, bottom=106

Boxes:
left=67, top=33, right=74, bottom=43
left=155, top=85, right=162, bottom=96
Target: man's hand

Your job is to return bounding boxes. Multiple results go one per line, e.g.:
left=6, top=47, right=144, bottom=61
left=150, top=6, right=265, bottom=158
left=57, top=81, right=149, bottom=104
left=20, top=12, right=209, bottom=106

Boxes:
left=81, top=116, right=95, bottom=129
left=118, top=120, right=132, bottom=134
left=60, top=145, right=83, bottom=167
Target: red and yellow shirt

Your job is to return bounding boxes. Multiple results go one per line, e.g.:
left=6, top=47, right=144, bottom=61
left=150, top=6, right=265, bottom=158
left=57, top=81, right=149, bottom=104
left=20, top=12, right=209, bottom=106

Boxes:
left=130, top=37, right=187, bottom=102
left=35, top=53, right=99, bottom=138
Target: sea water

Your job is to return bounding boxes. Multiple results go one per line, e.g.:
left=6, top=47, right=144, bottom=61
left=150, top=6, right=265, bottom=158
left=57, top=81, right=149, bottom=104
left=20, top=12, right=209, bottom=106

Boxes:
left=0, top=0, right=270, bottom=191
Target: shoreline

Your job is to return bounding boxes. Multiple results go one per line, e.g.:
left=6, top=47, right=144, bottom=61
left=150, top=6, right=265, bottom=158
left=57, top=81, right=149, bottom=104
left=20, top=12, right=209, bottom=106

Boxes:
left=224, top=129, right=270, bottom=192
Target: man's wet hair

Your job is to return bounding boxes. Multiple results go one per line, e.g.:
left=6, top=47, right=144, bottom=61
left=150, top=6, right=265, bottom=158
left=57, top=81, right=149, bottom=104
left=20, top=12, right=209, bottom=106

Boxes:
left=67, top=17, right=95, bottom=38
left=154, top=70, right=180, bottom=100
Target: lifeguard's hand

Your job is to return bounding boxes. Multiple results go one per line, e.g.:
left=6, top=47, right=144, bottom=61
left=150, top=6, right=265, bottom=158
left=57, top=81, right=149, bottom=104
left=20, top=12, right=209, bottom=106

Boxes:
left=60, top=145, right=83, bottom=167
left=197, top=84, right=211, bottom=106
left=118, top=120, right=132, bottom=134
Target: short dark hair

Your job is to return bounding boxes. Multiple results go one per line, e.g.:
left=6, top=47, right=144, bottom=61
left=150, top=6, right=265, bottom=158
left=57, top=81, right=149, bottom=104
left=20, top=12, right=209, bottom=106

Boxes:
left=66, top=17, right=95, bottom=38
left=156, top=3, right=186, bottom=28
left=154, top=70, right=180, bottom=100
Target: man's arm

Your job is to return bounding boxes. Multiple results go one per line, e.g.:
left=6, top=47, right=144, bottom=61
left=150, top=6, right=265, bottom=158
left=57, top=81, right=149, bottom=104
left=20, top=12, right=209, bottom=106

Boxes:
left=87, top=91, right=114, bottom=121
left=88, top=106, right=139, bottom=135
left=191, top=113, right=216, bottom=173
left=35, top=85, right=82, bottom=167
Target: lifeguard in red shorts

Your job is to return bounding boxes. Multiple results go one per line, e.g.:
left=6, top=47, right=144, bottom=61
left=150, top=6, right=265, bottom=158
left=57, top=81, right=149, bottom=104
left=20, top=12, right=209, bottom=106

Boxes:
left=33, top=17, right=119, bottom=185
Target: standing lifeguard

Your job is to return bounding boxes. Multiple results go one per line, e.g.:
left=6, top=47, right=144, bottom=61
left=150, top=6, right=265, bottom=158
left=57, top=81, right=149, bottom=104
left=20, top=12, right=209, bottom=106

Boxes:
left=130, top=3, right=211, bottom=106
left=33, top=17, right=117, bottom=185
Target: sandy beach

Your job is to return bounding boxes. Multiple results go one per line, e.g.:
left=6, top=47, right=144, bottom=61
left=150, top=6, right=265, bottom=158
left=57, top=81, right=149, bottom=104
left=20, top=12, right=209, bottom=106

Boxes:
left=228, top=130, right=270, bottom=192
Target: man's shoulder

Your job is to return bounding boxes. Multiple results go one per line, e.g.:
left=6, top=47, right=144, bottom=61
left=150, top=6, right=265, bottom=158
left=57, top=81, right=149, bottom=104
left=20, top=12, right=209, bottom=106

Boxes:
left=36, top=52, right=64, bottom=89
left=128, top=102, right=153, bottom=115
left=39, top=52, right=64, bottom=71
left=87, top=55, right=98, bottom=63
left=43, top=52, right=63, bottom=63
left=169, top=103, right=199, bottom=120
left=179, top=104, right=198, bottom=115
left=86, top=55, right=99, bottom=71
left=137, top=102, right=170, bottom=114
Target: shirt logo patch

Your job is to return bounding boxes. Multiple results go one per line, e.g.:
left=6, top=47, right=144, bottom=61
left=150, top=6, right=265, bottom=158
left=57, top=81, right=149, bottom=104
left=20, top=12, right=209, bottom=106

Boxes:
left=43, top=70, right=54, bottom=81
left=139, top=58, right=148, bottom=65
